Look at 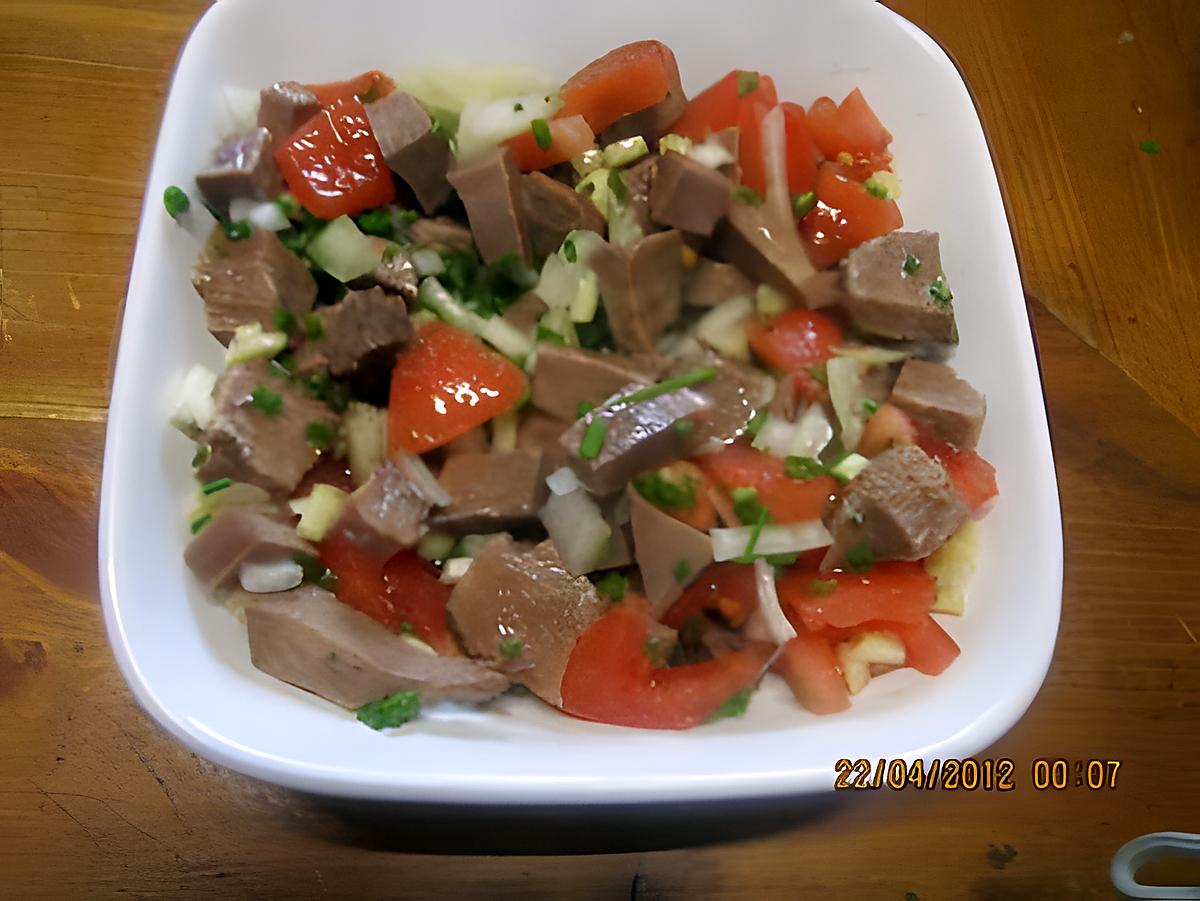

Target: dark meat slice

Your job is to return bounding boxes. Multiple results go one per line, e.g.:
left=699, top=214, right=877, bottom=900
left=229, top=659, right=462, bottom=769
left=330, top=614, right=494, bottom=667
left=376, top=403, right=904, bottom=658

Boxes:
left=685, top=257, right=755, bottom=308
left=622, top=154, right=658, bottom=236
left=650, top=152, right=731, bottom=237
left=185, top=508, right=314, bottom=593
left=441, top=426, right=490, bottom=458
left=195, top=128, right=283, bottom=217
left=193, top=228, right=317, bottom=345
left=331, top=455, right=448, bottom=562
left=627, top=487, right=713, bottom=618
left=364, top=90, right=452, bottom=214
left=821, top=444, right=968, bottom=569
left=257, top=81, right=320, bottom=153
left=501, top=292, right=548, bottom=339
left=516, top=410, right=571, bottom=472
left=587, top=230, right=684, bottom=352
left=708, top=202, right=816, bottom=302
left=294, top=287, right=411, bottom=390
left=711, top=127, right=741, bottom=182
left=798, top=269, right=847, bottom=310
left=372, top=248, right=419, bottom=300
left=522, top=171, right=607, bottom=259
left=431, top=450, right=548, bottom=534
left=842, top=231, right=957, bottom=344
left=447, top=536, right=607, bottom=706
left=244, top=585, right=508, bottom=708
left=890, top=358, right=985, bottom=451
left=408, top=217, right=475, bottom=254
left=197, top=359, right=337, bottom=496
left=672, top=354, right=775, bottom=453
left=560, top=380, right=710, bottom=495
left=597, top=43, right=686, bottom=146
left=447, top=148, right=530, bottom=265
left=531, top=344, right=667, bottom=422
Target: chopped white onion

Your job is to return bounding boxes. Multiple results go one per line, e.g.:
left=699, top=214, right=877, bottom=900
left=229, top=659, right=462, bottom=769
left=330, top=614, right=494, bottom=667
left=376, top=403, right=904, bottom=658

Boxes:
left=410, top=248, right=445, bottom=277
left=455, top=92, right=562, bottom=161
left=826, top=356, right=867, bottom=452
left=695, top=295, right=754, bottom=361
left=831, top=345, right=911, bottom=366
left=289, top=484, right=349, bottom=542
left=167, top=364, right=217, bottom=434
left=440, top=557, right=474, bottom=584
left=539, top=487, right=612, bottom=575
left=546, top=466, right=584, bottom=496
left=220, top=85, right=260, bottom=136
left=228, top=198, right=289, bottom=232
left=307, top=216, right=383, bottom=283
left=344, top=403, right=388, bottom=487
left=745, top=558, right=797, bottom=645
left=710, top=521, right=833, bottom=562
left=752, top=403, right=833, bottom=460
left=395, top=61, right=554, bottom=115
left=225, top=322, right=287, bottom=365
left=688, top=135, right=737, bottom=170
left=238, top=558, right=303, bottom=594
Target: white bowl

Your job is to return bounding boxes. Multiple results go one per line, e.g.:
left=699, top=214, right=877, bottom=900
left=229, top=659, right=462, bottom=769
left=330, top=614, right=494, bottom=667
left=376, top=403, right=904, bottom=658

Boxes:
left=99, top=0, right=1062, bottom=804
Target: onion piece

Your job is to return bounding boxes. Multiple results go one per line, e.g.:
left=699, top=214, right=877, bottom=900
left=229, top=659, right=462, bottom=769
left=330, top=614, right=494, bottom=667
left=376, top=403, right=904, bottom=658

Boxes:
left=307, top=216, right=383, bottom=283
left=344, top=403, right=387, bottom=487
left=545, top=466, right=584, bottom=496
left=688, top=135, right=736, bottom=170
left=539, top=487, right=612, bottom=575
left=289, top=484, right=349, bottom=542
left=745, top=558, right=798, bottom=645
left=395, top=61, right=554, bottom=115
left=410, top=248, right=445, bottom=277
left=228, top=198, right=290, bottom=232
left=752, top=403, right=833, bottom=460
left=220, top=85, right=260, bottom=135
left=440, top=557, right=474, bottom=584
left=393, top=450, right=452, bottom=507
left=238, top=558, right=304, bottom=594
left=832, top=345, right=911, bottom=366
left=758, top=105, right=813, bottom=270
left=455, top=92, right=562, bottom=161
left=826, top=355, right=868, bottom=452
left=225, top=322, right=287, bottom=365
left=710, top=521, right=833, bottom=562
left=167, top=364, right=217, bottom=435
left=695, top=295, right=754, bottom=361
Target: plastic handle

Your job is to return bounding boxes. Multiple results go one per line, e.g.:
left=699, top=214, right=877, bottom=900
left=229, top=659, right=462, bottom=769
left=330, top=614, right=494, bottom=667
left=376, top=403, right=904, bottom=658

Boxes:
left=1111, top=832, right=1200, bottom=900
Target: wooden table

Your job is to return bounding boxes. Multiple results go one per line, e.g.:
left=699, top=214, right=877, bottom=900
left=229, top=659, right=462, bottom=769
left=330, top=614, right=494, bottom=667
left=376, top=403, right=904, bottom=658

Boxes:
left=2, top=2, right=1198, bottom=897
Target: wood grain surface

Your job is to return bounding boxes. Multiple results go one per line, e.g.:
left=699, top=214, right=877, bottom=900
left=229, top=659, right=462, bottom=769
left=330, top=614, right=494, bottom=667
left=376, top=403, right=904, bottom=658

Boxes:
left=2, top=2, right=1198, bottom=898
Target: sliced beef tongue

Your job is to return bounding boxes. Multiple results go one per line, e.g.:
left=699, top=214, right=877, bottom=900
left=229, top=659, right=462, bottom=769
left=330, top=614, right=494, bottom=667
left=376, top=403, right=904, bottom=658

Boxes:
left=244, top=585, right=509, bottom=709
left=197, top=358, right=338, bottom=496
left=821, top=444, right=968, bottom=570
left=670, top=353, right=775, bottom=453
left=431, top=449, right=548, bottom=534
left=649, top=152, right=732, bottom=237
left=597, top=42, right=686, bottom=146
left=530, top=344, right=668, bottom=422
left=890, top=358, right=986, bottom=451
left=364, top=90, right=452, bottom=214
left=501, top=292, right=548, bottom=340
left=193, top=228, right=317, bottom=345
left=587, top=229, right=684, bottom=353
left=447, top=535, right=608, bottom=706
left=516, top=411, right=572, bottom=473
left=685, top=258, right=755, bottom=308
left=195, top=127, right=283, bottom=217
left=627, top=487, right=713, bottom=618
left=407, top=217, right=476, bottom=254
left=522, top=171, right=607, bottom=260
left=622, top=154, right=658, bottom=237
left=257, top=81, right=321, bottom=154
left=447, top=148, right=531, bottom=265
left=560, top=380, right=711, bottom=495
left=708, top=201, right=816, bottom=303
left=842, top=230, right=958, bottom=345
left=331, top=454, right=449, bottom=562
left=185, top=508, right=315, bottom=593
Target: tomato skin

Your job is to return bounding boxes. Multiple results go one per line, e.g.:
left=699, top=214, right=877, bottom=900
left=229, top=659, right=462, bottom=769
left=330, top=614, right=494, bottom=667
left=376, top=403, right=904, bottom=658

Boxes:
left=506, top=115, right=595, bottom=171
left=772, top=633, right=850, bottom=714
left=646, top=461, right=718, bottom=533
left=735, top=98, right=771, bottom=196
left=669, top=70, right=779, bottom=140
left=806, top=88, right=892, bottom=162
left=915, top=427, right=999, bottom=513
left=387, top=322, right=526, bottom=455
left=275, top=98, right=396, bottom=219
left=558, top=40, right=678, bottom=133
left=777, top=561, right=935, bottom=630
left=662, top=562, right=758, bottom=629
left=559, top=604, right=774, bottom=730
left=781, top=101, right=821, bottom=196
left=318, top=539, right=458, bottom=655
left=800, top=162, right=903, bottom=269
left=693, top=443, right=837, bottom=524
left=887, top=616, right=960, bottom=675
left=306, top=70, right=395, bottom=108
left=745, top=308, right=843, bottom=372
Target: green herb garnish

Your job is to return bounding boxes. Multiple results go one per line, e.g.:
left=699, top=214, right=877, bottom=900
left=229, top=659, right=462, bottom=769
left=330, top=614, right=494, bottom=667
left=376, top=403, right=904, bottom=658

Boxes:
left=223, top=219, right=252, bottom=241
left=902, top=254, right=922, bottom=277
left=578, top=416, right=609, bottom=460
left=499, top=637, right=524, bottom=660
left=273, top=308, right=296, bottom=332
left=531, top=118, right=552, bottom=151
left=707, top=687, right=754, bottom=722
left=928, top=275, right=954, bottom=306
left=189, top=513, right=212, bottom=534
left=250, top=385, right=283, bottom=416
left=575, top=400, right=596, bottom=419
left=808, top=578, right=838, bottom=597
left=846, top=542, right=875, bottom=573
left=562, top=238, right=577, bottom=263
left=730, top=486, right=768, bottom=526
left=303, top=312, right=325, bottom=340
left=305, top=420, right=337, bottom=449
left=356, top=208, right=394, bottom=238
left=537, top=324, right=567, bottom=346
left=864, top=179, right=889, bottom=199
left=746, top=410, right=768, bottom=439
left=643, top=635, right=670, bottom=667
left=791, top=191, right=816, bottom=218
left=736, top=70, right=761, bottom=98
left=163, top=185, right=190, bottom=219
left=733, top=506, right=770, bottom=563
left=672, top=559, right=693, bottom=584
left=356, top=691, right=421, bottom=730
left=633, top=468, right=697, bottom=510
left=200, top=477, right=232, bottom=495
left=862, top=398, right=880, bottom=416
left=607, top=168, right=627, bottom=202
left=784, top=456, right=825, bottom=481
left=673, top=418, right=695, bottom=436
left=296, top=554, right=338, bottom=592
left=734, top=186, right=763, bottom=206
left=594, top=571, right=628, bottom=603
left=513, top=102, right=524, bottom=113
left=764, top=553, right=798, bottom=566
left=191, top=444, right=211, bottom=468
left=616, top=367, right=718, bottom=407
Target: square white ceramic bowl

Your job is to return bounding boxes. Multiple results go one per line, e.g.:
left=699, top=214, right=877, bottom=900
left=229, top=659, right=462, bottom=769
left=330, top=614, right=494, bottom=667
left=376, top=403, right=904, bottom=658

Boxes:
left=99, top=0, right=1062, bottom=804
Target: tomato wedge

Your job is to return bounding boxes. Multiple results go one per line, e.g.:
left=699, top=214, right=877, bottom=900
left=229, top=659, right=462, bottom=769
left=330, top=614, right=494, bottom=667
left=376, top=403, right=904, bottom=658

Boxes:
left=506, top=115, right=595, bottom=172
left=781, top=101, right=821, bottom=196
left=915, top=428, right=999, bottom=513
left=306, top=69, right=395, bottom=108
left=275, top=97, right=396, bottom=219
left=887, top=615, right=961, bottom=675
left=807, top=88, right=893, bottom=177
left=669, top=69, right=779, bottom=140
left=772, top=633, right=850, bottom=715
left=693, top=443, right=837, bottom=524
left=558, top=40, right=679, bottom=133
left=857, top=403, right=918, bottom=458
left=745, top=308, right=843, bottom=372
left=317, top=538, right=458, bottom=655
left=559, top=604, right=774, bottom=730
left=777, top=561, right=936, bottom=630
left=662, top=562, right=758, bottom=629
left=800, top=162, right=903, bottom=269
left=387, top=322, right=526, bottom=455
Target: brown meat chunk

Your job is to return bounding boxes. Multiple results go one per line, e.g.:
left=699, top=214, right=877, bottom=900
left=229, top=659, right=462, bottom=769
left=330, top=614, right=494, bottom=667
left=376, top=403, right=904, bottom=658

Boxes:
left=408, top=217, right=475, bottom=254
left=531, top=344, right=667, bottom=422
left=522, top=171, right=607, bottom=260
left=431, top=450, right=548, bottom=534
left=674, top=354, right=775, bottom=453
left=597, top=43, right=686, bottom=146
left=627, top=487, right=713, bottom=617
left=364, top=90, right=452, bottom=213
left=193, top=228, right=317, bottom=345
left=295, top=287, right=411, bottom=381
left=447, top=148, right=530, bottom=264
left=842, top=231, right=957, bottom=344
left=516, top=411, right=571, bottom=473
left=447, top=536, right=607, bottom=705
left=650, top=152, right=731, bottom=237
left=587, top=230, right=684, bottom=352
left=331, top=456, right=446, bottom=561
left=245, top=585, right=508, bottom=708
left=372, top=248, right=419, bottom=300
left=622, top=154, right=658, bottom=236
left=257, top=81, right=320, bottom=153
left=195, top=128, right=283, bottom=216
left=501, top=292, right=548, bottom=339
left=821, top=444, right=968, bottom=569
left=685, top=258, right=755, bottom=308
left=185, top=508, right=314, bottom=594
left=708, top=202, right=816, bottom=302
left=197, top=359, right=337, bottom=496
left=890, top=359, right=985, bottom=451
left=560, top=381, right=710, bottom=495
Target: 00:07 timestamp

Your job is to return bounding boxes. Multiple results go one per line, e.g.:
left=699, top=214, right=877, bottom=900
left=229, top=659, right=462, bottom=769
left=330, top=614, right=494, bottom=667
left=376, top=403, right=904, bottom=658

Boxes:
left=833, top=758, right=1122, bottom=791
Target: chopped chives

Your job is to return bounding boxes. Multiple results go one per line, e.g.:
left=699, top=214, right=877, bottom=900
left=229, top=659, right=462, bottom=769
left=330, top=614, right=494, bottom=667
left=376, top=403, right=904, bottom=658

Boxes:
left=928, top=275, right=954, bottom=306
left=190, top=444, right=211, bottom=468
left=673, top=418, right=695, bottom=436
left=862, top=398, right=880, bottom=416
left=746, top=410, right=768, bottom=438
left=606, top=169, right=627, bottom=202
left=250, top=384, right=283, bottom=416
left=303, top=312, right=325, bottom=340
left=734, top=506, right=770, bottom=562
left=734, top=186, right=763, bottom=206
left=846, top=542, right=875, bottom=573
left=499, top=637, right=524, bottom=660
left=223, top=219, right=252, bottom=241
left=562, top=238, right=577, bottom=262
left=305, top=420, right=337, bottom=449
left=594, top=571, right=627, bottom=603
left=575, top=400, right=595, bottom=419
left=764, top=553, right=798, bottom=566
left=531, top=118, right=552, bottom=151
left=785, top=455, right=825, bottom=481
left=902, top=254, right=922, bottom=277
left=163, top=185, right=190, bottom=219
left=808, top=578, right=838, bottom=597
left=730, top=486, right=767, bottom=526
left=791, top=191, right=816, bottom=219
left=672, top=559, right=692, bottom=584
left=616, top=366, right=718, bottom=406
left=189, top=512, right=212, bottom=534
left=736, top=70, right=761, bottom=98
left=578, top=416, right=609, bottom=460
left=357, top=691, right=421, bottom=730
left=513, top=102, right=524, bottom=112
left=200, top=477, right=233, bottom=495
left=273, top=308, right=296, bottom=332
